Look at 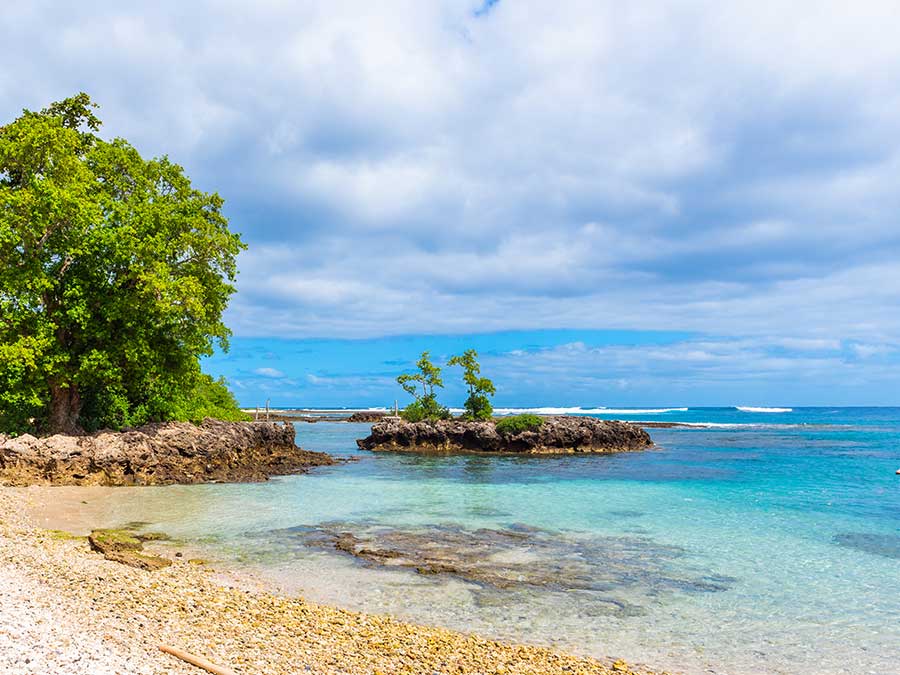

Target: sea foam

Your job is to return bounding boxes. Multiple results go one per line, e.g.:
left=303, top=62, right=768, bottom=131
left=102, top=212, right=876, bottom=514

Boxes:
left=491, top=407, right=688, bottom=416
left=492, top=407, right=610, bottom=415
left=599, top=408, right=688, bottom=415
left=736, top=406, right=793, bottom=413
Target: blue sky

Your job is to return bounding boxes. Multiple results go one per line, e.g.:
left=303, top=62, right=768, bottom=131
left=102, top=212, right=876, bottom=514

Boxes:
left=206, top=331, right=900, bottom=408
left=4, top=1, right=900, bottom=406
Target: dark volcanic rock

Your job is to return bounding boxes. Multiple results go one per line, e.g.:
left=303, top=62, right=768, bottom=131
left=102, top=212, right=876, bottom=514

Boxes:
left=356, top=416, right=652, bottom=454
left=346, top=411, right=389, bottom=423
left=0, top=419, right=334, bottom=486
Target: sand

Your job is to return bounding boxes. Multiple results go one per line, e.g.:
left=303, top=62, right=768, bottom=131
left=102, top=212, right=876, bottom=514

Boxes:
left=0, top=487, right=665, bottom=675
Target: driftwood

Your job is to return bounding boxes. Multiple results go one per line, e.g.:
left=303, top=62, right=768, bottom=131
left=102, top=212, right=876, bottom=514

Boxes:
left=158, top=645, right=237, bottom=675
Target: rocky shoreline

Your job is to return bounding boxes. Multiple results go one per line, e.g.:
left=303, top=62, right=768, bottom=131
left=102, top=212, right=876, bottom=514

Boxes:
left=357, top=416, right=653, bottom=454
left=0, top=488, right=662, bottom=675
left=0, top=419, right=333, bottom=486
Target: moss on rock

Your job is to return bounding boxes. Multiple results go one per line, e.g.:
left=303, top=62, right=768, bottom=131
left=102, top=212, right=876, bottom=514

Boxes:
left=88, top=528, right=172, bottom=571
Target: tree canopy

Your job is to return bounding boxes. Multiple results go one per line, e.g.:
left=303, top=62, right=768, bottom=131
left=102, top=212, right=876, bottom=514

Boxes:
left=447, top=349, right=495, bottom=420
left=396, top=351, right=450, bottom=422
left=0, top=94, right=246, bottom=434
left=395, top=349, right=496, bottom=422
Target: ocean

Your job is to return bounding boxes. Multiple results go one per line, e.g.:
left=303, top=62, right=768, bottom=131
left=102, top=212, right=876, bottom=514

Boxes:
left=33, top=407, right=900, bottom=675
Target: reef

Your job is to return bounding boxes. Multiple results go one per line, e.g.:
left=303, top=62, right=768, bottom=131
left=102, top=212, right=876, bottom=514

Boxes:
left=274, top=520, right=733, bottom=618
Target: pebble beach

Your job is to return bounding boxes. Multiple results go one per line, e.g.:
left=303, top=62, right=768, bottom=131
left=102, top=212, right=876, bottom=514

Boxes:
left=0, top=488, right=660, bottom=675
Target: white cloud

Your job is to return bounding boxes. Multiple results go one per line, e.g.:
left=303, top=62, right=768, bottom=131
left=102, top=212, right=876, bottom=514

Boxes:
left=480, top=335, right=900, bottom=405
left=3, top=1, right=900, bottom=350
left=850, top=343, right=895, bottom=359
left=253, top=367, right=286, bottom=379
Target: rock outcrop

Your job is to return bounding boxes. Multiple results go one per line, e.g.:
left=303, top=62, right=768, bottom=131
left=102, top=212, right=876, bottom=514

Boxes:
left=356, top=416, right=652, bottom=454
left=346, top=411, right=389, bottom=423
left=0, top=419, right=333, bottom=486
left=87, top=529, right=172, bottom=571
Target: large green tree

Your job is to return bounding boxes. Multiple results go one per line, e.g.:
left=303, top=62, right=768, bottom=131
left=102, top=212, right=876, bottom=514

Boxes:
left=0, top=94, right=245, bottom=434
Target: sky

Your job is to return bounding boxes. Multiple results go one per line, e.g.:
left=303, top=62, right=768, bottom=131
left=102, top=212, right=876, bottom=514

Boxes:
left=3, top=1, right=900, bottom=407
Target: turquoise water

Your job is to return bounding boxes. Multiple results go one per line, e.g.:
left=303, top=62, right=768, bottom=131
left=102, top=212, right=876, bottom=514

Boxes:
left=38, top=408, right=900, bottom=675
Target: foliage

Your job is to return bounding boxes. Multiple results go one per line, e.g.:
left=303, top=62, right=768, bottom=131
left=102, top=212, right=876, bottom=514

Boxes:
left=397, top=351, right=444, bottom=400
left=401, top=395, right=451, bottom=423
left=397, top=351, right=450, bottom=421
left=172, top=374, right=251, bottom=424
left=0, top=93, right=246, bottom=434
left=495, top=413, right=544, bottom=435
left=447, top=349, right=495, bottom=420
left=77, top=373, right=250, bottom=431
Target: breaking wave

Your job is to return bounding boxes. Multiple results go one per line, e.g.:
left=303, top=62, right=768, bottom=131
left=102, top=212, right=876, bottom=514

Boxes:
left=736, top=406, right=793, bottom=413
left=492, top=407, right=610, bottom=415
left=491, top=407, right=688, bottom=416
left=600, top=408, right=689, bottom=415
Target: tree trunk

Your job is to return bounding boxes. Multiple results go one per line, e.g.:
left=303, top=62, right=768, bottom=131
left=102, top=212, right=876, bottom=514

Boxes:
left=48, top=381, right=83, bottom=435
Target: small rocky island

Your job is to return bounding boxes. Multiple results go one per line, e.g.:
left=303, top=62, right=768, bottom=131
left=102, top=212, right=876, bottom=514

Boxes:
left=357, top=416, right=653, bottom=454
left=0, top=419, right=333, bottom=486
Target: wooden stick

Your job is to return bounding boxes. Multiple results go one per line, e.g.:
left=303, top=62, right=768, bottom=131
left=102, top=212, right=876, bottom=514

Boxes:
left=158, top=645, right=238, bottom=675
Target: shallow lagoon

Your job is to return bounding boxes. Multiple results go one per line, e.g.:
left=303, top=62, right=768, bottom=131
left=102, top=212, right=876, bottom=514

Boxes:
left=30, top=408, right=900, bottom=675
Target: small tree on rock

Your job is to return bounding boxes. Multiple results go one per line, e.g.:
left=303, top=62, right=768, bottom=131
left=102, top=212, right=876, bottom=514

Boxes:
left=397, top=351, right=450, bottom=422
left=448, top=349, right=495, bottom=421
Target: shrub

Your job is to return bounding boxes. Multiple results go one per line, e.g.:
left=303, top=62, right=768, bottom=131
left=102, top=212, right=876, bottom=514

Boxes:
left=176, top=374, right=251, bottom=423
left=460, top=393, right=493, bottom=421
left=401, top=394, right=451, bottom=422
left=495, top=413, right=544, bottom=435
left=77, top=373, right=250, bottom=431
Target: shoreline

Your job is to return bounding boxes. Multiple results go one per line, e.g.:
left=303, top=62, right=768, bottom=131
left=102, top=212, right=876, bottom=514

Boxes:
left=0, top=419, right=333, bottom=486
left=0, top=487, right=665, bottom=675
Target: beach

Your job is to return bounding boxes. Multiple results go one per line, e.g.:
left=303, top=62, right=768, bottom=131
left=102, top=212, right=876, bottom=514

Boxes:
left=0, top=487, right=656, bottom=675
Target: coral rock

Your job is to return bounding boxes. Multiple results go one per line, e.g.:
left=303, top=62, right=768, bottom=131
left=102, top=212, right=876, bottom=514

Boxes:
left=0, top=419, right=333, bottom=486
left=357, top=416, right=652, bottom=454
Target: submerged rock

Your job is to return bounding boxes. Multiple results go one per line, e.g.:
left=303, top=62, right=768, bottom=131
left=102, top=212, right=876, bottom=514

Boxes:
left=357, top=416, right=652, bottom=454
left=834, top=532, right=900, bottom=560
left=281, top=520, right=733, bottom=617
left=0, top=419, right=334, bottom=486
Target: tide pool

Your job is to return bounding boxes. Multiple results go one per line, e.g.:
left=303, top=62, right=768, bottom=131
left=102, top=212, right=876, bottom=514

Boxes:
left=30, top=408, right=900, bottom=675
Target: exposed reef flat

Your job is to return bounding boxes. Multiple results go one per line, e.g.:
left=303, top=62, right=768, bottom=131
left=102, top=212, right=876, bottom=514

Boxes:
left=357, top=416, right=653, bottom=454
left=0, top=488, right=662, bottom=675
left=0, top=419, right=333, bottom=486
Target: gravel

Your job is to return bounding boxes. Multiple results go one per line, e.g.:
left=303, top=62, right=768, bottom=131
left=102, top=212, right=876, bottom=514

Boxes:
left=0, top=488, right=664, bottom=675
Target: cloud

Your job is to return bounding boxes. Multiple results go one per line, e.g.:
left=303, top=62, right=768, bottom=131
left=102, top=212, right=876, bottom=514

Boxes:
left=478, top=336, right=900, bottom=405
left=253, top=367, right=286, bottom=379
left=3, top=0, right=900, bottom=358
left=850, top=343, right=895, bottom=359
left=474, top=0, right=501, bottom=18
